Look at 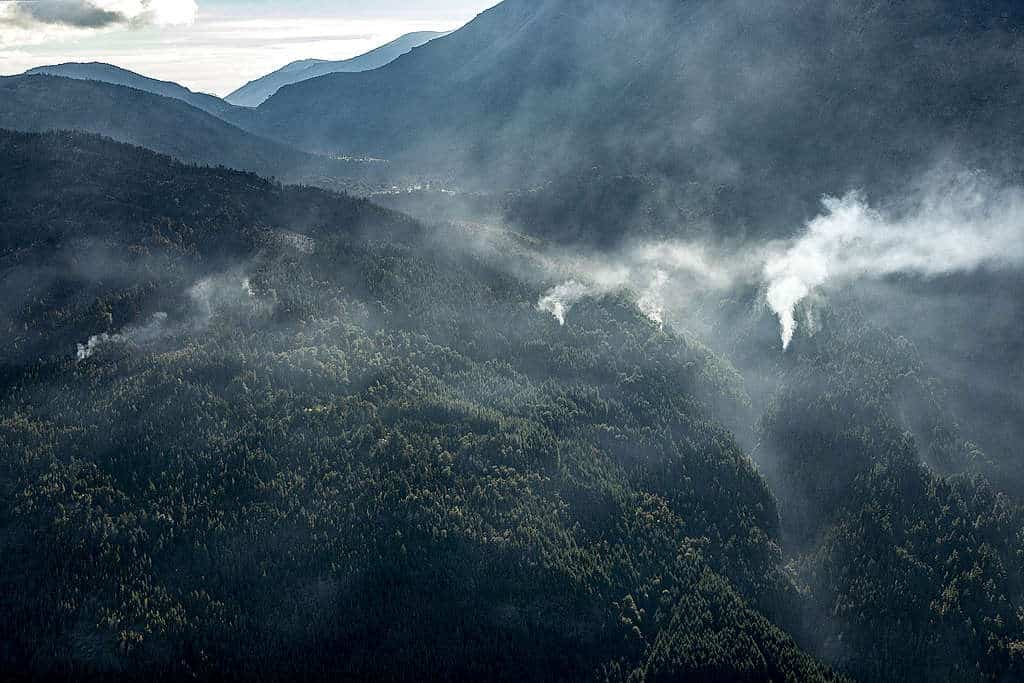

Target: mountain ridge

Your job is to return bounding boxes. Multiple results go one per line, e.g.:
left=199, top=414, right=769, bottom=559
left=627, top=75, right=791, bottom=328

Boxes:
left=24, top=61, right=236, bottom=117
left=247, top=0, right=1024, bottom=232
left=0, top=74, right=372, bottom=185
left=225, top=31, right=448, bottom=107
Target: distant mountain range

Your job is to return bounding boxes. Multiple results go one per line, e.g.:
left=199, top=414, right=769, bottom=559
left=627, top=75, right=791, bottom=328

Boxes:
left=11, top=0, right=1024, bottom=232
left=24, top=62, right=235, bottom=118
left=0, top=74, right=365, bottom=183
left=245, top=0, right=1024, bottom=228
left=225, top=31, right=448, bottom=107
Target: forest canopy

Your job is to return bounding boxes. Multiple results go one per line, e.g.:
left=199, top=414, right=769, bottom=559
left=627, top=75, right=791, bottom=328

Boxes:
left=0, top=130, right=1021, bottom=681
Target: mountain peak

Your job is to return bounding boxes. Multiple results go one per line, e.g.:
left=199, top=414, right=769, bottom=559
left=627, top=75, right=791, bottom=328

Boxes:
left=23, top=61, right=232, bottom=117
left=224, top=30, right=448, bottom=108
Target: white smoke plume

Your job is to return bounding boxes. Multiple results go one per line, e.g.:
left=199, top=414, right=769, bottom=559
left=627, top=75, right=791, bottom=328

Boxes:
left=524, top=169, right=1024, bottom=347
left=537, top=280, right=592, bottom=325
left=76, top=311, right=168, bottom=361
left=636, top=269, right=669, bottom=328
left=76, top=273, right=264, bottom=361
left=765, top=170, right=1024, bottom=349
left=535, top=241, right=752, bottom=326
left=188, top=273, right=263, bottom=326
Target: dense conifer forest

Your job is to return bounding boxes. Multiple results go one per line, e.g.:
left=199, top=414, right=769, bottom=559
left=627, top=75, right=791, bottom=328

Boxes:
left=1, top=130, right=1021, bottom=681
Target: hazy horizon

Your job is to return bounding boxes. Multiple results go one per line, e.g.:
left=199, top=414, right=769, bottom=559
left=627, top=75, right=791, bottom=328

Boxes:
left=0, top=0, right=495, bottom=95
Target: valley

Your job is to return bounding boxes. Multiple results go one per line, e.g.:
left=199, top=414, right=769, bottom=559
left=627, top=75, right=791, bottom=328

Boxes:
left=1, top=1, right=1023, bottom=680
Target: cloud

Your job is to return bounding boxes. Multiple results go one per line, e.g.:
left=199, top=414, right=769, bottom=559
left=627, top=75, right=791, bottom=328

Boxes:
left=135, top=0, right=196, bottom=26
left=0, top=0, right=197, bottom=30
left=10, top=0, right=124, bottom=28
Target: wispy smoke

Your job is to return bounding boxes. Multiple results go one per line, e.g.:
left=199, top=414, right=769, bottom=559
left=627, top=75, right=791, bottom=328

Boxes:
left=532, top=169, right=1024, bottom=349
left=188, top=273, right=263, bottom=325
left=535, top=241, right=752, bottom=327
left=765, top=170, right=1024, bottom=349
left=76, top=273, right=263, bottom=360
left=269, top=230, right=317, bottom=255
left=636, top=269, right=669, bottom=328
left=76, top=311, right=168, bottom=360
left=538, top=280, right=596, bottom=325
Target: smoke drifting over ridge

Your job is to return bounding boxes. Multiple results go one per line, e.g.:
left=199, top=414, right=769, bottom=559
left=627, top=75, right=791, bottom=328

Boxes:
left=534, top=241, right=750, bottom=328
left=765, top=170, right=1024, bottom=349
left=75, top=272, right=265, bottom=360
left=534, top=169, right=1024, bottom=349
left=77, top=311, right=169, bottom=360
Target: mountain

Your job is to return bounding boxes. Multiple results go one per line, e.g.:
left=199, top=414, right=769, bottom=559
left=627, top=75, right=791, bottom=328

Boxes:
left=5, top=2, right=1024, bottom=680
left=4, top=119, right=1024, bottom=683
left=249, top=0, right=1024, bottom=229
left=24, top=61, right=235, bottom=118
left=0, top=74, right=378, bottom=185
left=0, top=128, right=843, bottom=681
left=4, top=129, right=1023, bottom=683
left=225, top=31, right=448, bottom=107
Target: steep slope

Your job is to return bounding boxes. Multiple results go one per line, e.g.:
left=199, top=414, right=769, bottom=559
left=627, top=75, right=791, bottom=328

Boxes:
left=0, top=74, right=372, bottom=184
left=739, top=304, right=1024, bottom=682
left=252, top=0, right=1024, bottom=230
left=24, top=61, right=235, bottom=118
left=226, top=31, right=447, bottom=107
left=0, top=128, right=842, bottom=681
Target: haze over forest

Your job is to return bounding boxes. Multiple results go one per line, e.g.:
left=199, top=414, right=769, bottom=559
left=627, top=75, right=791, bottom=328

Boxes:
left=1, top=1, right=1023, bottom=681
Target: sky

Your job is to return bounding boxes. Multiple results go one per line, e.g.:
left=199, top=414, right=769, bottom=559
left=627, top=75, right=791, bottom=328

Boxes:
left=0, top=0, right=495, bottom=95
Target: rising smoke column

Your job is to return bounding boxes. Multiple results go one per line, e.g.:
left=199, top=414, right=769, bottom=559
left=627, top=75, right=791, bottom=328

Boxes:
left=537, top=280, right=598, bottom=325
left=75, top=273, right=263, bottom=360
left=536, top=257, right=633, bottom=325
left=533, top=170, right=1024, bottom=346
left=76, top=311, right=169, bottom=360
left=535, top=242, right=741, bottom=326
left=636, top=269, right=669, bottom=327
left=764, top=171, right=1024, bottom=349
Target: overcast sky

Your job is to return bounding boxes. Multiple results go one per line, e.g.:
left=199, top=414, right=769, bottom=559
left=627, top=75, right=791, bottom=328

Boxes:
left=0, top=0, right=495, bottom=95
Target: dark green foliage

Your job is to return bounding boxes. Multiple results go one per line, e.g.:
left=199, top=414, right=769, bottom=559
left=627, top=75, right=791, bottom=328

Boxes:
left=810, top=457, right=1024, bottom=681
left=747, top=307, right=1024, bottom=682
left=3, top=127, right=1022, bottom=682
left=0, top=130, right=837, bottom=680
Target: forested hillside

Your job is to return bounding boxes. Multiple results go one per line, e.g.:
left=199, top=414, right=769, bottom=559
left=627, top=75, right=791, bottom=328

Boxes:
left=0, top=75, right=382, bottom=190
left=5, top=0, right=1024, bottom=679
left=25, top=62, right=235, bottom=117
left=249, top=0, right=1024, bottom=222
left=0, top=130, right=848, bottom=680
left=734, top=304, right=1024, bottom=681
left=3, top=127, right=1022, bottom=682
